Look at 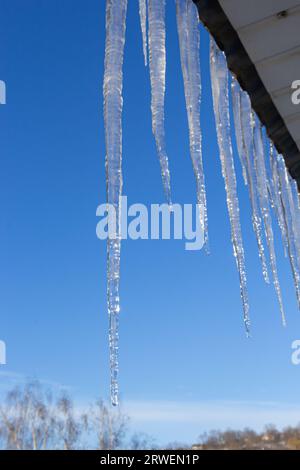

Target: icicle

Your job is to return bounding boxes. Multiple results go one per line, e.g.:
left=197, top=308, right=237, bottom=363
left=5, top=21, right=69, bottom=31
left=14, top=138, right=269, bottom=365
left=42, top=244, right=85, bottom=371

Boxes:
left=232, top=80, right=286, bottom=322
left=276, top=152, right=300, bottom=308
left=252, top=114, right=286, bottom=325
left=231, top=80, right=248, bottom=186
left=269, top=144, right=289, bottom=256
left=289, top=175, right=300, bottom=264
left=139, top=0, right=148, bottom=66
left=261, top=130, right=275, bottom=211
left=210, top=39, right=250, bottom=334
left=231, top=79, right=269, bottom=284
left=148, top=0, right=172, bottom=204
left=290, top=176, right=300, bottom=216
left=103, top=0, right=128, bottom=406
left=289, top=176, right=300, bottom=268
left=176, top=0, right=208, bottom=250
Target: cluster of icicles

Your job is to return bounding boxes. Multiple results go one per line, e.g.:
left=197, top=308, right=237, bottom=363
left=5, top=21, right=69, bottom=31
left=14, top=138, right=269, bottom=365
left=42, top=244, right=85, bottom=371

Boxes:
left=103, top=0, right=300, bottom=405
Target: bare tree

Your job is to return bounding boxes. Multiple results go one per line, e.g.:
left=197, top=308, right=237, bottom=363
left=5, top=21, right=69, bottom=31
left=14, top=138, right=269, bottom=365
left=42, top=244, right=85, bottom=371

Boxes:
left=0, top=381, right=153, bottom=450
left=0, top=382, right=87, bottom=449
left=87, top=400, right=128, bottom=449
left=55, top=394, right=82, bottom=449
left=0, top=381, right=57, bottom=449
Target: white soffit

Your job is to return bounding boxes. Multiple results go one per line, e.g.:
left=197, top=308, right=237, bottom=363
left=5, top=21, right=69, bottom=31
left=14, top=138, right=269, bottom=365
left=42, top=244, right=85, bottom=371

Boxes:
left=219, top=0, right=300, bottom=150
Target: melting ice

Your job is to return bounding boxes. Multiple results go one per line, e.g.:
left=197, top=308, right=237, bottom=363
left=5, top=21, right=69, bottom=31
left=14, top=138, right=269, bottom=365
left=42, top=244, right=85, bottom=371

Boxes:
left=103, top=0, right=300, bottom=404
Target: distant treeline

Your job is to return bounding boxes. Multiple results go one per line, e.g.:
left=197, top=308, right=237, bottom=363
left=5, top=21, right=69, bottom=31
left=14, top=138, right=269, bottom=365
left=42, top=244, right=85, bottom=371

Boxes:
left=192, top=425, right=300, bottom=450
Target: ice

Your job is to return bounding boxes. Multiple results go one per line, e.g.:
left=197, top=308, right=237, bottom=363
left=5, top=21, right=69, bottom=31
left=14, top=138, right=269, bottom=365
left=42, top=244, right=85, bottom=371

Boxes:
left=231, top=79, right=269, bottom=284
left=231, top=80, right=248, bottom=186
left=176, top=0, right=208, bottom=250
left=275, top=150, right=300, bottom=308
left=103, top=0, right=128, bottom=406
left=148, top=0, right=172, bottom=204
left=210, top=39, right=250, bottom=334
left=139, top=0, right=148, bottom=66
left=252, top=113, right=286, bottom=325
left=269, top=144, right=289, bottom=256
left=232, top=79, right=285, bottom=324
left=102, top=1, right=300, bottom=403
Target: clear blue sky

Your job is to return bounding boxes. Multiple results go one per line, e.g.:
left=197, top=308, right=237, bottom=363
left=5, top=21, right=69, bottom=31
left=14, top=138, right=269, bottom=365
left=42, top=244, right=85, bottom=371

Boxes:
left=1, top=0, right=300, bottom=446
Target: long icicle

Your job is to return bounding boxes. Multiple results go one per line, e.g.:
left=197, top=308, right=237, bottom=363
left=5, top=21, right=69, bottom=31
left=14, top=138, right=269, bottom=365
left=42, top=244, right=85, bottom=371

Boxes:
left=103, top=0, right=128, bottom=406
left=210, top=39, right=250, bottom=334
left=176, top=0, right=208, bottom=250
left=138, top=0, right=148, bottom=66
left=148, top=0, right=172, bottom=204
left=252, top=113, right=286, bottom=325
left=231, top=79, right=269, bottom=284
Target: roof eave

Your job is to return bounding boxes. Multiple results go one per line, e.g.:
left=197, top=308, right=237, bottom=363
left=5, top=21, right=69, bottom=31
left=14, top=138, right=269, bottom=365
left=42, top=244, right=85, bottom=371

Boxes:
left=193, top=0, right=300, bottom=188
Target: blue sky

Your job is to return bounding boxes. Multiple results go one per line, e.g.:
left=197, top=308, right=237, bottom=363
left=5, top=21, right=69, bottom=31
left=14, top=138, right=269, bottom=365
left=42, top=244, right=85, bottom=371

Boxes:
left=1, top=0, right=300, bottom=446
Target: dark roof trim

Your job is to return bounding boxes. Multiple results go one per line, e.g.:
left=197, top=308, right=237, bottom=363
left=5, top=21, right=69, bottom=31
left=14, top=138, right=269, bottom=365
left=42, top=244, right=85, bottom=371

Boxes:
left=193, top=0, right=300, bottom=187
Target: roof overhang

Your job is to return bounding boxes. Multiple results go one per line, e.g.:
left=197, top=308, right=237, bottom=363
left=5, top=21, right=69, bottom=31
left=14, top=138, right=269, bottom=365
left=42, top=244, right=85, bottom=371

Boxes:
left=193, top=0, right=300, bottom=188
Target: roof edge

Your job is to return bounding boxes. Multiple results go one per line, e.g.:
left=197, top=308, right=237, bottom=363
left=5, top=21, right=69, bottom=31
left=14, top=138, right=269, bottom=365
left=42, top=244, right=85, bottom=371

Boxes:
left=193, top=0, right=300, bottom=187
